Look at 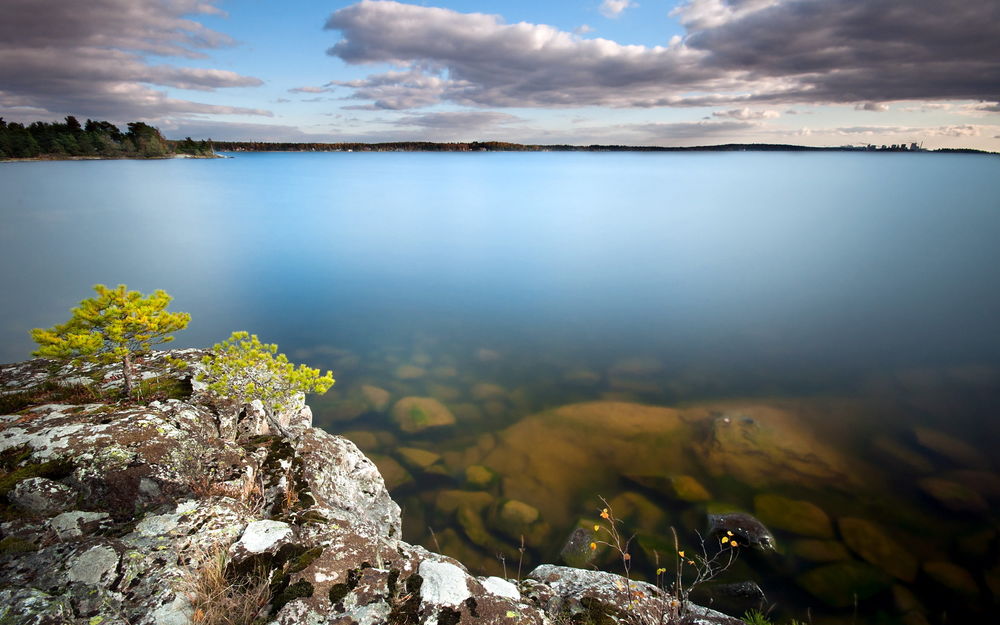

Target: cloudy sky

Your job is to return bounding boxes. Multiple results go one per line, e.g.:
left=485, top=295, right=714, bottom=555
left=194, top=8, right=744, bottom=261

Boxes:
left=2, top=0, right=998, bottom=148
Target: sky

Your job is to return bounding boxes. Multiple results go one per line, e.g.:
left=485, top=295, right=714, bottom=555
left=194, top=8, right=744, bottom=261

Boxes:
left=1, top=0, right=999, bottom=149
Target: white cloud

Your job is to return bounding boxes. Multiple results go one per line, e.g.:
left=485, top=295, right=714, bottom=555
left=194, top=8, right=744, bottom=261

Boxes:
left=599, top=1, right=637, bottom=19
left=713, top=107, right=780, bottom=120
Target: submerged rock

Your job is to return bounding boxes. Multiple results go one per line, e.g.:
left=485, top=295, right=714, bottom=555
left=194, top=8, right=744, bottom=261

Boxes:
left=796, top=561, right=891, bottom=607
left=912, top=426, right=991, bottom=469
left=390, top=396, right=456, bottom=433
left=922, top=561, right=980, bottom=596
left=838, top=517, right=918, bottom=582
left=625, top=473, right=712, bottom=502
left=918, top=477, right=989, bottom=513
left=753, top=493, right=834, bottom=538
left=790, top=539, right=852, bottom=562
left=707, top=512, right=777, bottom=551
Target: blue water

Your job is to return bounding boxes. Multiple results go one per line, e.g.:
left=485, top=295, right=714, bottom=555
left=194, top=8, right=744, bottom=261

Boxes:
left=2, top=151, right=1000, bottom=620
left=3, top=152, right=999, bottom=377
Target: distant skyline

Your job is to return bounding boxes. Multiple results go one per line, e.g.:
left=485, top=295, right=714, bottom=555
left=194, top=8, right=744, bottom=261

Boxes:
left=2, top=0, right=998, bottom=149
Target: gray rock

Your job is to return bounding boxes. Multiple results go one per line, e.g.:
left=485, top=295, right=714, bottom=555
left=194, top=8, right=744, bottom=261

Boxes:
left=10, top=477, right=77, bottom=515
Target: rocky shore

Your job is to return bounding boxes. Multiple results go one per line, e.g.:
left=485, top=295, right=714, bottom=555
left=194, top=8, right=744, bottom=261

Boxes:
left=0, top=350, right=744, bottom=625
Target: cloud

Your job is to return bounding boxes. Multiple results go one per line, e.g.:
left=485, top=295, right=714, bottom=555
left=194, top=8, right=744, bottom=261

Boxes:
left=289, top=86, right=334, bottom=94
left=855, top=102, right=889, bottom=112
left=599, top=1, right=637, bottom=19
left=712, top=107, right=779, bottom=120
left=391, top=111, right=522, bottom=129
left=0, top=0, right=266, bottom=122
left=574, top=24, right=595, bottom=35
left=324, top=1, right=1000, bottom=112
left=974, top=102, right=1000, bottom=113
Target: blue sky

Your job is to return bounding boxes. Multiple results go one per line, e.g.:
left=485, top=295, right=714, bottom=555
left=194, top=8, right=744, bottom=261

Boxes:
left=2, top=0, right=998, bottom=148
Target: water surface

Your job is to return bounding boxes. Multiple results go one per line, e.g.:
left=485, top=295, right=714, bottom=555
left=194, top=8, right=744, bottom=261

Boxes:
left=2, top=152, right=998, bottom=622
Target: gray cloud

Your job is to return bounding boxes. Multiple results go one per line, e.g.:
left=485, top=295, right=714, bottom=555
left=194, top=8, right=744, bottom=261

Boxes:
left=324, top=0, right=1000, bottom=111
left=712, top=107, right=779, bottom=120
left=855, top=102, right=889, bottom=112
left=392, top=111, right=522, bottom=129
left=0, top=0, right=267, bottom=122
left=289, top=86, right=334, bottom=94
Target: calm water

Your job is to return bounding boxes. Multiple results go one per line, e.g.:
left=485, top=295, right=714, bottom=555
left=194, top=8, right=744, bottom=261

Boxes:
left=2, top=152, right=999, bottom=622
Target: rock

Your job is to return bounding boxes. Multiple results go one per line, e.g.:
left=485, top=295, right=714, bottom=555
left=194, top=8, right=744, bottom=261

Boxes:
left=754, top=493, right=834, bottom=538
left=471, top=383, right=507, bottom=401
left=892, top=583, right=928, bottom=619
left=609, top=357, right=663, bottom=377
left=229, top=520, right=294, bottom=560
left=838, top=517, right=918, bottom=582
left=396, top=446, right=442, bottom=471
left=922, top=561, right=979, bottom=596
left=918, top=477, right=989, bottom=513
left=607, top=492, right=668, bottom=531
left=625, top=473, right=712, bottom=502
left=393, top=364, right=426, bottom=380
left=497, top=500, right=540, bottom=538
left=481, top=576, right=520, bottom=600
left=390, top=397, right=456, bottom=433
left=476, top=348, right=501, bottom=362
left=47, top=511, right=111, bottom=540
left=367, top=453, right=413, bottom=491
left=464, top=464, right=497, bottom=489
left=339, top=430, right=378, bottom=451
left=791, top=539, right=852, bottom=562
left=428, top=383, right=462, bottom=402
left=796, top=561, right=891, bottom=607
left=9, top=477, right=77, bottom=515
left=696, top=403, right=870, bottom=491
left=871, top=436, right=935, bottom=474
left=435, top=490, right=494, bottom=515
left=563, top=369, right=601, bottom=385
left=431, top=365, right=458, bottom=378
left=707, top=512, right=777, bottom=551
left=913, top=426, right=990, bottom=469
left=360, top=385, right=390, bottom=411
left=944, top=470, right=1000, bottom=500
left=529, top=564, right=745, bottom=625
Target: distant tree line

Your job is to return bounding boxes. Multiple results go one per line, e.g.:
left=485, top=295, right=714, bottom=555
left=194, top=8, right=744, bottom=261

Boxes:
left=0, top=116, right=215, bottom=159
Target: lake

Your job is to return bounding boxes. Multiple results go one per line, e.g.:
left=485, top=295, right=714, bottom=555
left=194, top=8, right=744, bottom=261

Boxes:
left=2, top=151, right=999, bottom=622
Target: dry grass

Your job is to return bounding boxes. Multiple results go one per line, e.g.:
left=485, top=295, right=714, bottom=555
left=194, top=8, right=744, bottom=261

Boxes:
left=180, top=543, right=271, bottom=625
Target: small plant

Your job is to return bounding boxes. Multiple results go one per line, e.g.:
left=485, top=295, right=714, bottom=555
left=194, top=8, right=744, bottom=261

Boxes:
left=179, top=543, right=271, bottom=625
left=742, top=609, right=774, bottom=625
left=198, top=332, right=334, bottom=436
left=30, top=284, right=190, bottom=398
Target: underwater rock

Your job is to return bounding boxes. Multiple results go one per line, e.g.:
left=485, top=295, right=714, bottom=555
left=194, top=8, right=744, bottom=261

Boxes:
left=871, top=436, right=935, bottom=474
left=917, top=477, right=989, bottom=513
left=430, top=365, right=459, bottom=378
left=464, top=464, right=497, bottom=489
left=360, top=385, right=390, bottom=412
left=922, top=561, right=980, bottom=596
left=563, top=369, right=601, bottom=385
left=892, top=583, right=928, bottom=620
left=558, top=527, right=598, bottom=568
left=390, top=396, right=456, bottom=433
left=754, top=493, right=834, bottom=538
left=609, top=357, right=663, bottom=377
left=607, top=492, right=668, bottom=531
left=912, top=426, right=990, bottom=469
left=367, top=453, right=413, bottom=491
left=339, top=430, right=378, bottom=452
left=471, top=383, right=507, bottom=401
left=625, top=473, right=711, bottom=502
left=393, top=364, right=426, bottom=380
left=434, top=490, right=494, bottom=515
left=695, top=402, right=870, bottom=492
left=476, top=348, right=501, bottom=362
left=944, top=470, right=1000, bottom=500
left=795, top=561, right=891, bottom=607
left=496, top=499, right=540, bottom=540
left=838, top=517, right=918, bottom=582
left=707, top=512, right=776, bottom=551
left=477, top=401, right=685, bottom=529
left=396, top=446, right=442, bottom=471
left=428, top=383, right=462, bottom=402
left=790, top=539, right=852, bottom=562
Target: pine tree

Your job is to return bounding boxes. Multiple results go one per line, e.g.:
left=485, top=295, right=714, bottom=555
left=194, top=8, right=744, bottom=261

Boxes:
left=198, top=332, right=334, bottom=435
left=30, top=285, right=191, bottom=397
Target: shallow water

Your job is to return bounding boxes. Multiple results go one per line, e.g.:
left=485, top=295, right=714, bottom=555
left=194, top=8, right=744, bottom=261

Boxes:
left=2, top=152, right=999, bottom=622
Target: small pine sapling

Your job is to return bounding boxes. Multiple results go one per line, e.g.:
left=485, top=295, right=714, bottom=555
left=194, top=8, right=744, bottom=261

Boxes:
left=198, top=331, right=334, bottom=435
left=30, top=284, right=190, bottom=398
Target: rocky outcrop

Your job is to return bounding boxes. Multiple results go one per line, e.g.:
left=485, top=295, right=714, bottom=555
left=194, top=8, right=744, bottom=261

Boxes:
left=0, top=352, right=743, bottom=625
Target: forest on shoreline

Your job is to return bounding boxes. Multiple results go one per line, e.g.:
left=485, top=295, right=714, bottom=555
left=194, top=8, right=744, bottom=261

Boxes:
left=0, top=116, right=215, bottom=159
left=1, top=116, right=994, bottom=159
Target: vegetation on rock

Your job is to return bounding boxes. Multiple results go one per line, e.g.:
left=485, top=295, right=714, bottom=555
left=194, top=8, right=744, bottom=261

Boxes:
left=198, top=331, right=334, bottom=432
left=30, top=284, right=190, bottom=398
left=0, top=116, right=213, bottom=159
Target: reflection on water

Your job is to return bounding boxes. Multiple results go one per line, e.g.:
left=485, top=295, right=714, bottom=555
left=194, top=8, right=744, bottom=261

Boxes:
left=2, top=152, right=999, bottom=622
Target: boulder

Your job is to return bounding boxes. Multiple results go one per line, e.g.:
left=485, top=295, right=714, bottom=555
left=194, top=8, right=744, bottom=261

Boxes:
left=912, top=426, right=990, bottom=469
left=464, top=464, right=497, bottom=489
left=396, top=446, right=442, bottom=471
left=796, top=561, right=891, bottom=607
left=839, top=517, right=918, bottom=582
left=754, top=493, right=834, bottom=538
left=918, top=477, right=989, bottom=513
left=391, top=397, right=456, bottom=433
left=360, top=385, right=391, bottom=411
